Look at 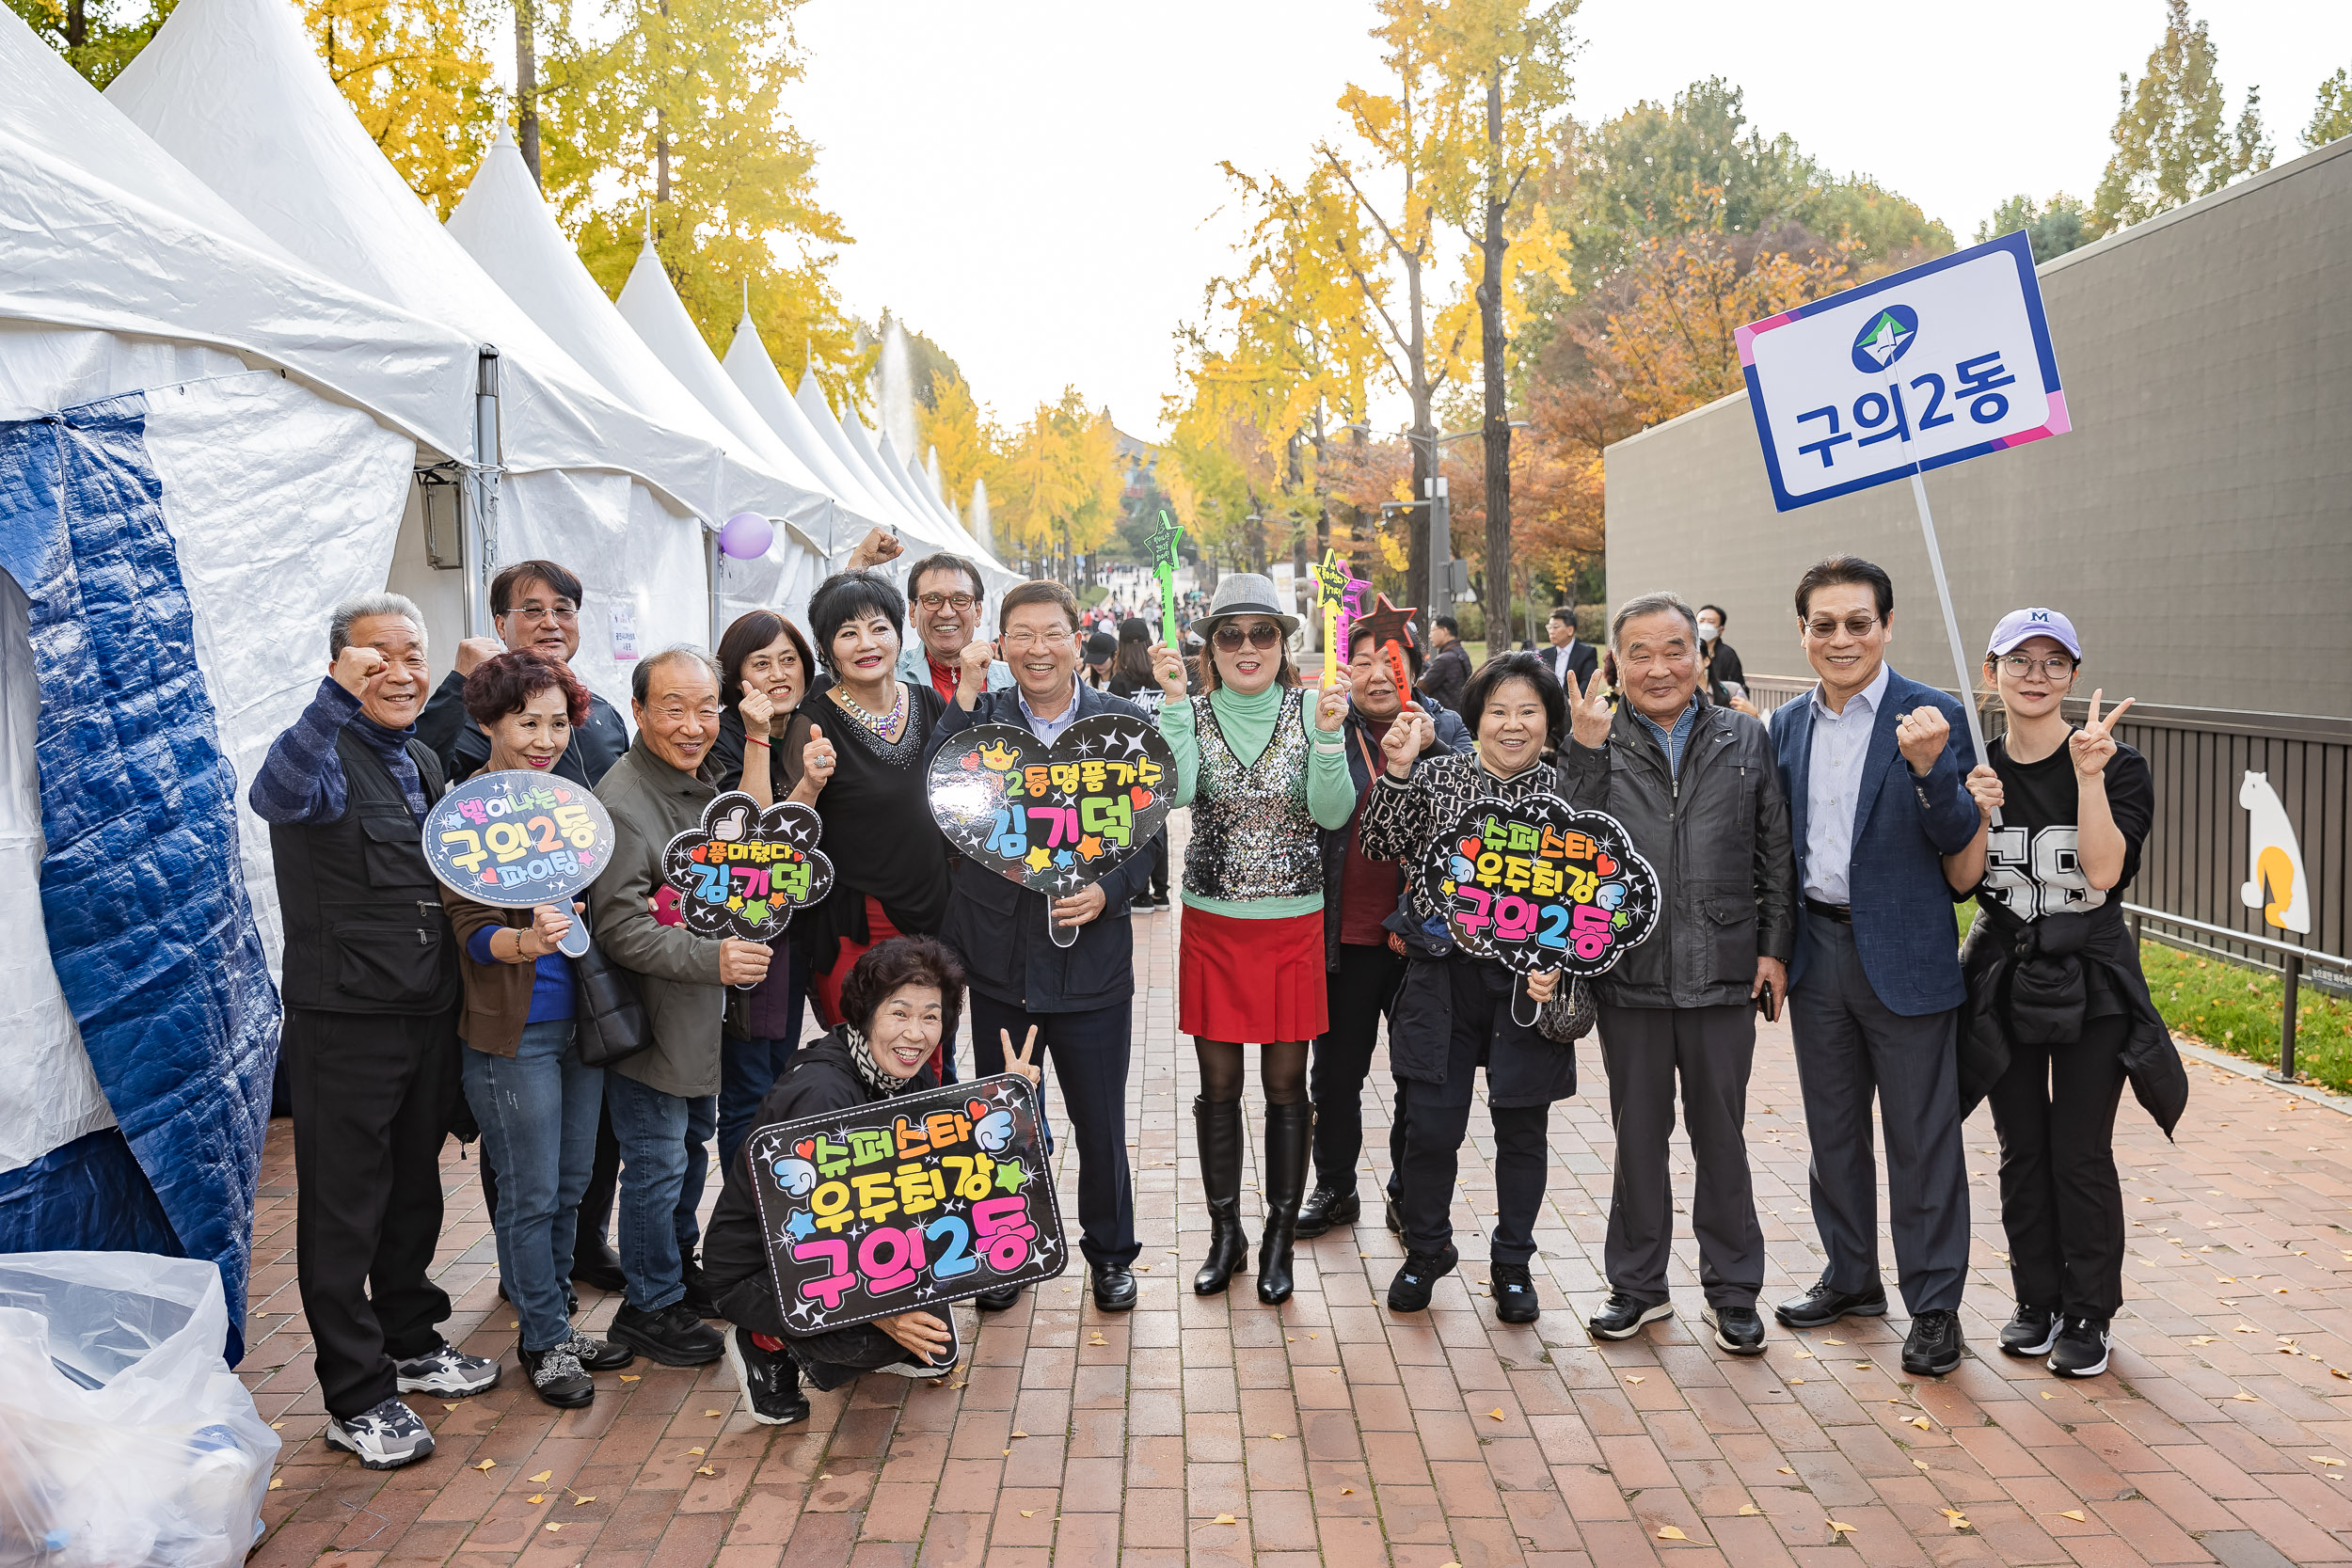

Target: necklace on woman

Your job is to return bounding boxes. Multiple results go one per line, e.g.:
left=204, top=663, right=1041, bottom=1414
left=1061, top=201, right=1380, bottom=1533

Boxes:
left=833, top=680, right=907, bottom=741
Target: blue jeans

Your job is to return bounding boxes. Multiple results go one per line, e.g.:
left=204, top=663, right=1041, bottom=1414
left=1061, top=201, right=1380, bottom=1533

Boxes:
left=604, top=1071, right=719, bottom=1313
left=461, top=1020, right=601, bottom=1351
left=720, top=1035, right=798, bottom=1180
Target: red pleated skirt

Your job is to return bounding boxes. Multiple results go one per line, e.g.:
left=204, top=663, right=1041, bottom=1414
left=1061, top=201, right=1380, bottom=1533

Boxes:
left=1178, top=903, right=1329, bottom=1043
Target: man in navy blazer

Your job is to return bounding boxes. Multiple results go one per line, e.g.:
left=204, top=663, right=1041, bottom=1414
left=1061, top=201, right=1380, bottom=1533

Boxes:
left=1767, top=557, right=1979, bottom=1377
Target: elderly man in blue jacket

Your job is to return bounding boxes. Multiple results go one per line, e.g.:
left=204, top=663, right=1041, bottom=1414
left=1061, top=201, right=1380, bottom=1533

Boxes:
left=1767, top=556, right=1980, bottom=1377
left=927, top=578, right=1154, bottom=1315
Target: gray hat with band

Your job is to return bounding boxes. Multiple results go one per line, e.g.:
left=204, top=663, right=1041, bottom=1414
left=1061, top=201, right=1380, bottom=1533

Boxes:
left=1197, top=572, right=1300, bottom=638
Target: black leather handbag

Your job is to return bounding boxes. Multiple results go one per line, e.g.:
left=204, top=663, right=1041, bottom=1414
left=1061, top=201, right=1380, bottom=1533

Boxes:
left=571, top=936, right=650, bottom=1069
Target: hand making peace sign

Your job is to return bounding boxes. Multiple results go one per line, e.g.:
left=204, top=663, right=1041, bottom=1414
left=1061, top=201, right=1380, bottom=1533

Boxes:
left=999, top=1025, right=1044, bottom=1089
left=2069, top=689, right=2136, bottom=781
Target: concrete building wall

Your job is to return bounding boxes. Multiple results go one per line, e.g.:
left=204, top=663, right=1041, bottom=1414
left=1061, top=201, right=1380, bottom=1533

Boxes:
left=1603, top=136, right=2352, bottom=721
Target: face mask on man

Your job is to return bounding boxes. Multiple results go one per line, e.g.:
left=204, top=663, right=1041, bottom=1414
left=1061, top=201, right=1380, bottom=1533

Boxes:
left=1698, top=624, right=1718, bottom=643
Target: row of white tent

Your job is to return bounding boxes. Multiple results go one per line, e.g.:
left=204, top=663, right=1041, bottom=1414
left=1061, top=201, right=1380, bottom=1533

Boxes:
left=0, top=0, right=1009, bottom=1211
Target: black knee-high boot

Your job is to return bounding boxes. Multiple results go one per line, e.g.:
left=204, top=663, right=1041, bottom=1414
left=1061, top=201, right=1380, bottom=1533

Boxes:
left=1256, top=1102, right=1313, bottom=1305
left=1193, top=1096, right=1249, bottom=1294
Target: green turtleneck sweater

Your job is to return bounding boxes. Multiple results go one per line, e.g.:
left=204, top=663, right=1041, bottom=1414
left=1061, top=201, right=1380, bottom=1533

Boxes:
left=1157, top=682, right=1357, bottom=918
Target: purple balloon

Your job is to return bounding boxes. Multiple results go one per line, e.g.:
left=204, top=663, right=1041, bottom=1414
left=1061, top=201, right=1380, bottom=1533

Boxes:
left=719, top=512, right=773, bottom=560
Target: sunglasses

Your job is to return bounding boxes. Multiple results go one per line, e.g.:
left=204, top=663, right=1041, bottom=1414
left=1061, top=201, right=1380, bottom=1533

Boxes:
left=1212, top=623, right=1284, bottom=651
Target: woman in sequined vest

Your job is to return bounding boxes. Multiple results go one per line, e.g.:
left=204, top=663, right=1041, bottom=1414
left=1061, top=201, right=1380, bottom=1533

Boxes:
left=1359, top=653, right=1570, bottom=1323
left=1149, top=574, right=1359, bottom=1304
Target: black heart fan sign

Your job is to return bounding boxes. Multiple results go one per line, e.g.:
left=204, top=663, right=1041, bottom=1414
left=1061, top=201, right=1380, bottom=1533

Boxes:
left=660, top=793, right=834, bottom=941
left=927, top=713, right=1177, bottom=895
left=1420, top=794, right=1661, bottom=978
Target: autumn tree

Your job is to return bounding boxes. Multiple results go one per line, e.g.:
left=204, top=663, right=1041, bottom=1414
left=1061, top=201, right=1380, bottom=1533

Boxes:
left=2090, top=0, right=2270, bottom=235
left=297, top=0, right=501, bottom=216
left=6, top=0, right=174, bottom=86
left=917, top=370, right=1006, bottom=530
left=2307, top=68, right=2352, bottom=150
left=993, top=391, right=1123, bottom=582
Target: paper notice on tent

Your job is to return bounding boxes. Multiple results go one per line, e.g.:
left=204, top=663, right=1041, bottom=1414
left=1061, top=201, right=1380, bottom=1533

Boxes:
left=611, top=603, right=639, bottom=662
left=1737, top=231, right=2069, bottom=512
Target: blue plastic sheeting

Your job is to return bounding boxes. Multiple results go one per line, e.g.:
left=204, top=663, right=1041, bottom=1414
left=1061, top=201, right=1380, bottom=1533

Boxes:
left=0, top=398, right=280, bottom=1364
left=0, top=1127, right=180, bottom=1255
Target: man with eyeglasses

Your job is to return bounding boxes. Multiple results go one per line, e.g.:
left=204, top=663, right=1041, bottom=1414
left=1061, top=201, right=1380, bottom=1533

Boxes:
left=895, top=552, right=1011, bottom=704
left=419, top=560, right=630, bottom=789
left=1765, top=556, right=1980, bottom=1378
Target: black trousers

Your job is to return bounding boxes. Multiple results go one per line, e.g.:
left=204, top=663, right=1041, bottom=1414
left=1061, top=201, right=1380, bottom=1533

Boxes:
left=1311, top=942, right=1406, bottom=1196
left=1988, top=1013, right=2128, bottom=1318
left=1597, top=1003, right=1764, bottom=1307
left=1147, top=834, right=1169, bottom=900
left=283, top=1006, right=458, bottom=1419
left=968, top=993, right=1138, bottom=1267
left=713, top=1275, right=951, bottom=1390
left=1788, top=910, right=1970, bottom=1314
left=1393, top=959, right=1550, bottom=1266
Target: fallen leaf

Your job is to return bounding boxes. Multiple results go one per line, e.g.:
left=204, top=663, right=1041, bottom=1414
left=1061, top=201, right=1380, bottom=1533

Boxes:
left=1011, top=1430, right=1029, bottom=1439
left=1656, top=1526, right=1689, bottom=1541
left=1828, top=1519, right=1856, bottom=1534
left=619, top=1374, right=640, bottom=1382
left=2042, top=1392, right=2056, bottom=1400
left=1625, top=1374, right=1645, bottom=1384
left=1822, top=1338, right=1845, bottom=1346
left=475, top=1460, right=496, bottom=1471
left=2234, top=1392, right=2261, bottom=1402
left=1778, top=1466, right=1797, bottom=1475
left=1739, top=1503, right=1762, bottom=1515
left=1915, top=1461, right=1931, bottom=1471
left=1489, top=1408, right=1505, bottom=1421
left=269, top=1421, right=283, bottom=1430
left=688, top=1448, right=705, bottom=1456
left=703, top=1408, right=723, bottom=1417
left=1795, top=1351, right=1815, bottom=1359
left=1214, top=1513, right=1237, bottom=1525
left=1341, top=1487, right=1355, bottom=1496
left=529, top=1470, right=552, bottom=1483
left=1268, top=1433, right=1284, bottom=1440
left=2190, top=1337, right=2217, bottom=1345
left=2334, top=1369, right=2351, bottom=1380
left=572, top=1496, right=595, bottom=1504
left=1910, top=1418, right=1931, bottom=1430
left=544, top=1523, right=562, bottom=1533
left=267, top=1478, right=282, bottom=1491
left=1789, top=1378, right=1806, bottom=1385
left=2315, top=1457, right=2345, bottom=1467
left=1021, top=1510, right=1036, bottom=1518
left=2058, top=1510, right=2087, bottom=1522
left=527, top=1493, right=545, bottom=1504
left=696, top=1466, right=716, bottom=1477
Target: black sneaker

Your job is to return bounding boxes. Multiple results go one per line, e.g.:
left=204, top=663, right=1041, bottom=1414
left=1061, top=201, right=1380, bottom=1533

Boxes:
left=608, top=1301, right=723, bottom=1367
left=571, top=1235, right=628, bottom=1294
left=561, top=1331, right=634, bottom=1371
left=324, top=1397, right=434, bottom=1470
left=1587, top=1291, right=1673, bottom=1340
left=1295, top=1188, right=1361, bottom=1239
left=725, top=1326, right=811, bottom=1425
left=393, top=1342, right=501, bottom=1397
left=678, top=1256, right=721, bottom=1320
left=1703, top=1303, right=1767, bottom=1355
left=1999, top=1302, right=2060, bottom=1357
left=1901, top=1308, right=1964, bottom=1376
left=1772, top=1278, right=1889, bottom=1329
left=1386, top=1244, right=1459, bottom=1313
left=1383, top=1195, right=1402, bottom=1235
left=1490, top=1262, right=1541, bottom=1324
left=2048, top=1317, right=2112, bottom=1379
left=519, top=1344, right=594, bottom=1409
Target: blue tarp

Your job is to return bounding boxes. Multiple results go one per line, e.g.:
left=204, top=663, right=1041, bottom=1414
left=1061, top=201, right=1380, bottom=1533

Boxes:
left=0, top=398, right=280, bottom=1364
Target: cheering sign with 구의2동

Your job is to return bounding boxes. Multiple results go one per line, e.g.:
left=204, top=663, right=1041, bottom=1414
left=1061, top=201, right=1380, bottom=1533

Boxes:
left=1423, top=796, right=1661, bottom=978
left=425, top=770, right=613, bottom=907
left=927, top=713, right=1177, bottom=896
left=748, top=1074, right=1068, bottom=1332
left=659, top=793, right=835, bottom=942
left=1738, top=230, right=2069, bottom=512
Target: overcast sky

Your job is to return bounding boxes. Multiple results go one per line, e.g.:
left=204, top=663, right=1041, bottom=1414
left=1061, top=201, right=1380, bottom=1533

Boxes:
left=789, top=0, right=2351, bottom=442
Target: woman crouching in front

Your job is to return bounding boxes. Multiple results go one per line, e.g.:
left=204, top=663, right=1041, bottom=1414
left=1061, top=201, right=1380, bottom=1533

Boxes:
left=700, top=937, right=1040, bottom=1423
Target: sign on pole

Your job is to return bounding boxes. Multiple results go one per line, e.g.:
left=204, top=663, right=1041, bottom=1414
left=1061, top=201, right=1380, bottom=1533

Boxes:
left=1738, top=230, right=2070, bottom=765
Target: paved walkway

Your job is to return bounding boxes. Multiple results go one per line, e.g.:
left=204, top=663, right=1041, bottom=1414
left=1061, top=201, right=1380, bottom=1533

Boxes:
left=240, top=903, right=2352, bottom=1567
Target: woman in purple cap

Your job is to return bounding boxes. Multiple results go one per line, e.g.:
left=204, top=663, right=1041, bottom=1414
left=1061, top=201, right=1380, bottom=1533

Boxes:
left=1942, top=608, right=2184, bottom=1381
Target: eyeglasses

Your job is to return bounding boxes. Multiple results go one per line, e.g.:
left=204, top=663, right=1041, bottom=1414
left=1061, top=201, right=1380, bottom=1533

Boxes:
left=1997, top=653, right=2077, bottom=679
left=505, top=604, right=579, bottom=626
left=1804, top=614, right=1882, bottom=639
left=916, top=592, right=977, bottom=611
left=1000, top=629, right=1076, bottom=650
left=1213, top=623, right=1284, bottom=651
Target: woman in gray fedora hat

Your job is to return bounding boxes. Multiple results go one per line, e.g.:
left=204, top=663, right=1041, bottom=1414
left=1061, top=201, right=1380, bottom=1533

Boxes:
left=1149, top=573, right=1358, bottom=1305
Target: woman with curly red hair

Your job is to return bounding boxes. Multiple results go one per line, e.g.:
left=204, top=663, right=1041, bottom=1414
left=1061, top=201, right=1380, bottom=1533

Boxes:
left=443, top=650, right=634, bottom=1408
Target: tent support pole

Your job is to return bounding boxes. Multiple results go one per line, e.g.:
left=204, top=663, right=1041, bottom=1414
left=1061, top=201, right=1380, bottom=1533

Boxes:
left=466, top=346, right=503, bottom=639
left=707, top=526, right=723, bottom=648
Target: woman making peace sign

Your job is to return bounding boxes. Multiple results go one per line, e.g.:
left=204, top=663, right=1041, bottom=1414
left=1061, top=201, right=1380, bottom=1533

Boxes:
left=1942, top=609, right=2182, bottom=1382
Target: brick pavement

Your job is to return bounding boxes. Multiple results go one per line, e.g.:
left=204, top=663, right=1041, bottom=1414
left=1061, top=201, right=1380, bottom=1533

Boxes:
left=238, top=899, right=2352, bottom=1567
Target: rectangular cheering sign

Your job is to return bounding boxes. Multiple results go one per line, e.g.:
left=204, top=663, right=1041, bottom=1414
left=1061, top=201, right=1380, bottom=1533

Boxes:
left=1738, top=230, right=2068, bottom=512
left=746, top=1075, right=1068, bottom=1333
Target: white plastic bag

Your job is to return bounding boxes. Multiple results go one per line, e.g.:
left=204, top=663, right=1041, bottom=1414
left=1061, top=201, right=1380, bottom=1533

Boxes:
left=0, top=1252, right=281, bottom=1568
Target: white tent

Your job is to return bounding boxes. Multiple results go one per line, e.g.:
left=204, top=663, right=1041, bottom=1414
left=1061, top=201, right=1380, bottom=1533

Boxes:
left=441, top=133, right=837, bottom=633
left=0, top=8, right=482, bottom=1335
left=102, top=0, right=786, bottom=700
left=723, top=311, right=926, bottom=541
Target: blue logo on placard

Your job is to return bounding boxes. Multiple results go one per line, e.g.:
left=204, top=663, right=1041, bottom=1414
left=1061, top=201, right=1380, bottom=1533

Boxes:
left=1850, top=305, right=1918, bottom=372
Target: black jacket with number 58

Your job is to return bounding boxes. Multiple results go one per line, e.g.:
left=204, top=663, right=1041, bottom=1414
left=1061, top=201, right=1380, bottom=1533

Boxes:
left=1555, top=698, right=1797, bottom=1010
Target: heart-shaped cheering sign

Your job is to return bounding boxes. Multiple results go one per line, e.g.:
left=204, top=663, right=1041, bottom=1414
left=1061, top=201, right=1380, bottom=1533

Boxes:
left=660, top=793, right=835, bottom=941
left=927, top=712, right=1178, bottom=895
left=1421, top=794, right=1661, bottom=978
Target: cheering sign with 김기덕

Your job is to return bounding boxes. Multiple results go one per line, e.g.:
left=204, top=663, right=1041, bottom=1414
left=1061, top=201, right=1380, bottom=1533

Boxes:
left=659, top=793, right=834, bottom=942
left=1423, top=796, right=1661, bottom=978
left=749, top=1074, right=1068, bottom=1332
left=927, top=713, right=1177, bottom=896
left=426, top=770, right=612, bottom=906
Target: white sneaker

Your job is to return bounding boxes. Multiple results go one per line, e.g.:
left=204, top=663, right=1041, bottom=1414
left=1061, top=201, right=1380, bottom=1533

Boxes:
left=393, top=1342, right=501, bottom=1397
left=324, top=1397, right=435, bottom=1470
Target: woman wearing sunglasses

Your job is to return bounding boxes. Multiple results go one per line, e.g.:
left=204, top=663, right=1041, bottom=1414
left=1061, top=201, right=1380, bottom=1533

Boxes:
left=1941, top=609, right=2181, bottom=1381
left=1151, top=574, right=1358, bottom=1304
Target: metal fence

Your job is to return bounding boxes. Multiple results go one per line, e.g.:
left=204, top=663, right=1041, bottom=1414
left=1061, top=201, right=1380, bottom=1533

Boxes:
left=1742, top=673, right=2351, bottom=978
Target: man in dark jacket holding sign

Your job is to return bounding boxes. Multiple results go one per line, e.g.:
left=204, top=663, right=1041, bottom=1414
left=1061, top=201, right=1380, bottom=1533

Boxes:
left=927, top=578, right=1154, bottom=1314
left=1556, top=592, right=1795, bottom=1356
left=251, top=593, right=501, bottom=1471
